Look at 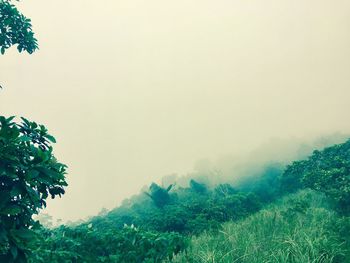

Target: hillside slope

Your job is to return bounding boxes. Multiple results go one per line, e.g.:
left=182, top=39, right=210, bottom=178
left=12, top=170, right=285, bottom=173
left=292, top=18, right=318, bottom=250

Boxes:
left=27, top=139, right=350, bottom=262
left=171, top=190, right=350, bottom=263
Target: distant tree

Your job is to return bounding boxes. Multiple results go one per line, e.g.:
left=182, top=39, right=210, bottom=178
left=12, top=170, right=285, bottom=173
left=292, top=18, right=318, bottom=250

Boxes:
left=280, top=160, right=308, bottom=193
left=144, top=183, right=173, bottom=208
left=0, top=116, right=67, bottom=262
left=214, top=183, right=236, bottom=198
left=281, top=139, right=350, bottom=214
left=0, top=0, right=38, bottom=54
left=189, top=179, right=207, bottom=194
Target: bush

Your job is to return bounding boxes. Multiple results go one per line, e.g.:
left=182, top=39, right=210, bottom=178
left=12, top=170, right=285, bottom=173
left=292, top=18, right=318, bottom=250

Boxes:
left=0, top=116, right=67, bottom=262
left=29, top=224, right=187, bottom=263
left=171, top=191, right=348, bottom=263
left=281, top=139, right=350, bottom=214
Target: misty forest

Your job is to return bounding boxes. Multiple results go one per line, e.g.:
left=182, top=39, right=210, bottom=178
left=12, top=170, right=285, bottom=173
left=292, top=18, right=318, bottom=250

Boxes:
left=1, top=1, right=350, bottom=263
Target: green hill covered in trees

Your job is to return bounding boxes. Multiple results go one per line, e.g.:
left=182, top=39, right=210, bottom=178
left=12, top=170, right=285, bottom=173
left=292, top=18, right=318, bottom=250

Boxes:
left=23, top=139, right=350, bottom=262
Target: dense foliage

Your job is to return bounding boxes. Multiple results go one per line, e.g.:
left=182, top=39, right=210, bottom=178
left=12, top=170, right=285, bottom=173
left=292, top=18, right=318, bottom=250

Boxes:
left=282, top=139, right=350, bottom=214
left=171, top=190, right=349, bottom=262
left=26, top=166, right=283, bottom=262
left=0, top=116, right=67, bottom=262
left=29, top=225, right=186, bottom=263
left=0, top=0, right=38, bottom=54
left=90, top=178, right=270, bottom=235
left=144, top=183, right=174, bottom=208
left=8, top=137, right=350, bottom=262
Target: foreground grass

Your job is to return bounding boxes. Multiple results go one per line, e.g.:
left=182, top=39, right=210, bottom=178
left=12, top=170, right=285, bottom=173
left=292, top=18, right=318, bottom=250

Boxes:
left=170, top=190, right=349, bottom=263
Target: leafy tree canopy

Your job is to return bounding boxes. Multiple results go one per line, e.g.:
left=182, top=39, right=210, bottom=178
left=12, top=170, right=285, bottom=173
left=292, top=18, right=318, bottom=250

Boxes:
left=144, top=183, right=174, bottom=208
left=282, top=139, right=350, bottom=214
left=0, top=0, right=38, bottom=54
left=0, top=116, right=67, bottom=262
left=189, top=179, right=207, bottom=194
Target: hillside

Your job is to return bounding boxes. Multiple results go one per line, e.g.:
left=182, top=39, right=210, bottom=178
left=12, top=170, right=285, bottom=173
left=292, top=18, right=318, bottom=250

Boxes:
left=26, top=139, right=350, bottom=262
left=171, top=190, right=349, bottom=263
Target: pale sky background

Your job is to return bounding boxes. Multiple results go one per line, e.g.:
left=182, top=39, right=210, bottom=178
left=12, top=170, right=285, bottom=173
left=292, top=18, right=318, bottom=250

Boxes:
left=1, top=0, right=350, bottom=222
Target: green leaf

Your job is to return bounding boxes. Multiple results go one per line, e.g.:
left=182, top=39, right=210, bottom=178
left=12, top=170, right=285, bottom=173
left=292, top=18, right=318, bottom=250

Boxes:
left=20, top=117, right=30, bottom=127
left=10, top=245, right=18, bottom=259
left=27, top=169, right=40, bottom=180
left=6, top=116, right=16, bottom=123
left=0, top=191, right=11, bottom=208
left=37, top=167, right=64, bottom=180
left=10, top=185, right=23, bottom=198
left=0, top=205, right=21, bottom=215
left=44, top=134, right=56, bottom=143
left=19, top=135, right=31, bottom=142
left=0, top=226, right=7, bottom=242
left=11, top=228, right=36, bottom=241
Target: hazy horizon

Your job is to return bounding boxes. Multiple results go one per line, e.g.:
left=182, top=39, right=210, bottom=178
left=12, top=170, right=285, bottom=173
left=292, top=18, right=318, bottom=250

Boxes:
left=1, top=0, right=350, bottom=222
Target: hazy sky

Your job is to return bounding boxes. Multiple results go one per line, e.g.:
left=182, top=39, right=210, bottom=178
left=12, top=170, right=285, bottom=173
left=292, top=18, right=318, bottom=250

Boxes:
left=1, top=0, right=350, bottom=222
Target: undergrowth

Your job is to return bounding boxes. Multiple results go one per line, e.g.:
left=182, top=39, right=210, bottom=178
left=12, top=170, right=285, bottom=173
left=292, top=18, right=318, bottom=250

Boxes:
left=170, top=190, right=349, bottom=263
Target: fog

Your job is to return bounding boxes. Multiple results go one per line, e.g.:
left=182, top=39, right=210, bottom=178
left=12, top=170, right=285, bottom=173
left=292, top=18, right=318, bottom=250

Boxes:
left=1, top=0, right=350, bottom=222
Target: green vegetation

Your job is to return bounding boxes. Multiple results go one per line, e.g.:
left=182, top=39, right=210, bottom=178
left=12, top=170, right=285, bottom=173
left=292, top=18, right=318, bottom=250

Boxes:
left=26, top=177, right=267, bottom=262
left=282, top=140, right=350, bottom=214
left=1, top=4, right=53, bottom=262
left=170, top=190, right=348, bottom=263
left=0, top=117, right=67, bottom=262
left=169, top=139, right=350, bottom=263
left=29, top=225, right=186, bottom=263
left=25, top=138, right=350, bottom=262
left=0, top=0, right=38, bottom=54
left=1, top=113, right=350, bottom=263
left=0, top=124, right=349, bottom=262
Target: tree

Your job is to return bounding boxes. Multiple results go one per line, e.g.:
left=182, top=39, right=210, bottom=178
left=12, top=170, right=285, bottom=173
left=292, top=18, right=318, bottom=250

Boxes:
left=281, top=139, right=350, bottom=214
left=0, top=0, right=38, bottom=54
left=214, top=183, right=236, bottom=198
left=189, top=179, right=207, bottom=194
left=280, top=160, right=308, bottom=193
left=1, top=2, right=67, bottom=262
left=0, top=116, right=67, bottom=262
left=144, top=183, right=174, bottom=208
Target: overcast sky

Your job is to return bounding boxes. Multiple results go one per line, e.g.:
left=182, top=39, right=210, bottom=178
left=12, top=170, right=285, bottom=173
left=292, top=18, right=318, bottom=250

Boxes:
left=1, top=0, right=350, bottom=222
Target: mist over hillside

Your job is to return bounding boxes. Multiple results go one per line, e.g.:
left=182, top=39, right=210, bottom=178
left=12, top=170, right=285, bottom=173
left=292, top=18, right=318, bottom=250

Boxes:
left=156, top=133, right=350, bottom=190
left=26, top=137, right=350, bottom=262
left=33, top=132, right=349, bottom=231
left=58, top=133, right=345, bottom=224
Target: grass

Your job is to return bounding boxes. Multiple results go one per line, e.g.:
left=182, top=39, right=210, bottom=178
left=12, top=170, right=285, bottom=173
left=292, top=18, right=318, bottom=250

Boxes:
left=169, top=190, right=349, bottom=263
